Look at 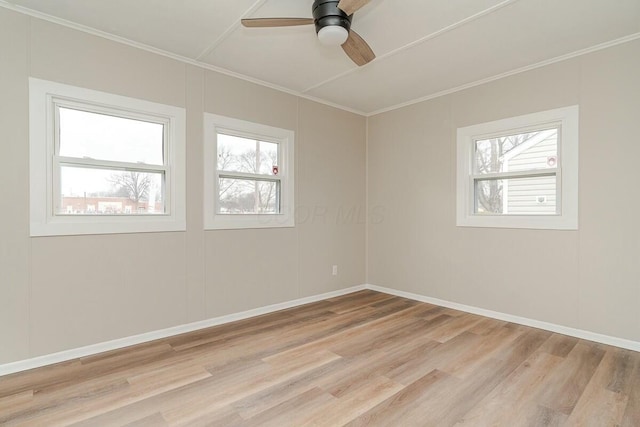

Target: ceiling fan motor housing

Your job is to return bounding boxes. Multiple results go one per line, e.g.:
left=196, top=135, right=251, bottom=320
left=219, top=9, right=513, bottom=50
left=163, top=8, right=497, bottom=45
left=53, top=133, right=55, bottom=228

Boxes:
left=312, top=0, right=353, bottom=35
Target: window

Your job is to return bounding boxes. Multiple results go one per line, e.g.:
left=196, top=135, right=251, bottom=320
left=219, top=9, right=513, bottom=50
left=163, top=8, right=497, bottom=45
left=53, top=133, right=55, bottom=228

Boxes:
left=29, top=78, right=186, bottom=236
left=456, top=106, right=578, bottom=230
left=204, top=114, right=294, bottom=229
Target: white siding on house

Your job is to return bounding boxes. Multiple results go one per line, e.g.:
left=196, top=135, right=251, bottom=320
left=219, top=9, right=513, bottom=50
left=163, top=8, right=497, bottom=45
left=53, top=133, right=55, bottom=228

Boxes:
left=504, top=133, right=557, bottom=214
left=506, top=134, right=557, bottom=172
left=504, top=175, right=557, bottom=214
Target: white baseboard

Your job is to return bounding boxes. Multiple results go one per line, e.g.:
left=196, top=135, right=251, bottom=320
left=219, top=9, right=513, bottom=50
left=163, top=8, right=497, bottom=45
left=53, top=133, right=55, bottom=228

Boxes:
left=3, top=282, right=638, bottom=377
left=366, top=284, right=640, bottom=353
left=0, top=285, right=366, bottom=377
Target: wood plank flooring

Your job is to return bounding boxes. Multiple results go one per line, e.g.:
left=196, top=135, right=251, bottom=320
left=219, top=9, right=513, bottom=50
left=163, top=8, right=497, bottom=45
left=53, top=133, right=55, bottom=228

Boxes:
left=1, top=290, right=639, bottom=426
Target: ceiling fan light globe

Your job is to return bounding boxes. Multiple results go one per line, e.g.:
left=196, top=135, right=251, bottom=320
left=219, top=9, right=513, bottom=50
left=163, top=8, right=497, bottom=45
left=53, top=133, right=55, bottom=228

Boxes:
left=318, top=25, right=349, bottom=46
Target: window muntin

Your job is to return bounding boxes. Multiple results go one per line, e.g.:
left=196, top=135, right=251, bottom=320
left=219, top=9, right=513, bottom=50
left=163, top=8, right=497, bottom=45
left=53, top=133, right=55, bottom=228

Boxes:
left=216, top=132, right=281, bottom=215
left=456, top=106, right=578, bottom=230
left=218, top=177, right=279, bottom=214
left=29, top=78, right=186, bottom=236
left=204, top=113, right=295, bottom=230
left=474, top=175, right=557, bottom=215
left=58, top=166, right=165, bottom=215
left=58, top=107, right=165, bottom=165
left=217, top=133, right=279, bottom=176
left=473, top=128, right=558, bottom=174
left=54, top=103, right=169, bottom=216
left=471, top=127, right=560, bottom=215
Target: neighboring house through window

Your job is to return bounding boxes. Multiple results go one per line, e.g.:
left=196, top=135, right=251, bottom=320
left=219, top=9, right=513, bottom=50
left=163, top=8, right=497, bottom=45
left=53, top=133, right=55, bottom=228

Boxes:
left=456, top=106, right=579, bottom=230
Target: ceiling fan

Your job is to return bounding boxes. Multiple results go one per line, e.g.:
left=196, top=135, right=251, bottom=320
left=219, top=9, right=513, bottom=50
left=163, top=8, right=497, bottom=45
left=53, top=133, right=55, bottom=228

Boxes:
left=241, top=0, right=375, bottom=66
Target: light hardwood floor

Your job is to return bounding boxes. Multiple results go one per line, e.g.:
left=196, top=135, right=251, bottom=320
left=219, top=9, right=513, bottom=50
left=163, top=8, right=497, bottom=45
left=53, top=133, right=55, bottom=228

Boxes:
left=1, top=290, right=639, bottom=426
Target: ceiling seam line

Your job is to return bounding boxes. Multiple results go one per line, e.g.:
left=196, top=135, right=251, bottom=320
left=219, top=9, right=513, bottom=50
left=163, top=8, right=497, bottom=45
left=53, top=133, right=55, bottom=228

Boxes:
left=300, top=0, right=522, bottom=94
left=195, top=0, right=268, bottom=61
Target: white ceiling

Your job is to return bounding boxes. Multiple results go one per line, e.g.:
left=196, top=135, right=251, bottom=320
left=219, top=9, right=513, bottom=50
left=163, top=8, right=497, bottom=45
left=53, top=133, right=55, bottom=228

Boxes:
left=3, top=0, right=640, bottom=115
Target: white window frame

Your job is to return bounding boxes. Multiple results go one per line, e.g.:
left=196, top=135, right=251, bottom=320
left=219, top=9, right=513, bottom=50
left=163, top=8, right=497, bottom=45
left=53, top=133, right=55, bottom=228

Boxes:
left=204, top=113, right=295, bottom=230
left=29, top=78, right=186, bottom=236
left=456, top=105, right=579, bottom=230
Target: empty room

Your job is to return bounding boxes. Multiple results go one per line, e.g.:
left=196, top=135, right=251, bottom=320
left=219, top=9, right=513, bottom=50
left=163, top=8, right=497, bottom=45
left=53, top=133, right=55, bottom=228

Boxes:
left=1, top=0, right=639, bottom=425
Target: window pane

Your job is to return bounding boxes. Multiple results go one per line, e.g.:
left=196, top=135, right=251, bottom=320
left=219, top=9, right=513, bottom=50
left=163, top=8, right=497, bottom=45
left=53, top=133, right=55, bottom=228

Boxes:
left=217, top=133, right=279, bottom=175
left=475, top=175, right=557, bottom=215
left=474, top=128, right=558, bottom=174
left=218, top=177, right=279, bottom=214
left=58, top=107, right=164, bottom=165
left=59, top=166, right=164, bottom=215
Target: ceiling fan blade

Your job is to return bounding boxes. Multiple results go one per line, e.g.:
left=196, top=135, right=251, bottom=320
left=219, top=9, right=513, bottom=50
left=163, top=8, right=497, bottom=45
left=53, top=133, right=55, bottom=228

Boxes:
left=337, top=0, right=371, bottom=15
left=241, top=18, right=314, bottom=28
left=342, top=30, right=375, bottom=66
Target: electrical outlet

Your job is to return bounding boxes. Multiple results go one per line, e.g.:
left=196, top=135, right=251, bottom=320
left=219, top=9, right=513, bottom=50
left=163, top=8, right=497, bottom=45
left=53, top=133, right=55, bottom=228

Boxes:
left=332, top=265, right=338, bottom=276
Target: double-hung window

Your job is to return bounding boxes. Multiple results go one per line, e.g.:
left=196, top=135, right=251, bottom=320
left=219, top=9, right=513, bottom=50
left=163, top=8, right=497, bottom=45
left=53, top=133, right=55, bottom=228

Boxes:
left=456, top=106, right=578, bottom=230
left=29, top=78, right=186, bottom=236
left=204, top=114, right=295, bottom=229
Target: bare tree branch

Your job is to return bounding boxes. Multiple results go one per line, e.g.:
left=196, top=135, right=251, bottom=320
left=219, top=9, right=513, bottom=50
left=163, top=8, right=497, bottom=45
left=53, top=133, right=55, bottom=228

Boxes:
left=108, top=171, right=151, bottom=205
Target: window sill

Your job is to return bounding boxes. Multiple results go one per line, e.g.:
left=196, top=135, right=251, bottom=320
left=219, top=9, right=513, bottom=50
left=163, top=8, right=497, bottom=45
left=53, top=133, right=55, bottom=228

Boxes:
left=456, top=214, right=577, bottom=230
left=30, top=216, right=186, bottom=237
left=204, top=214, right=295, bottom=231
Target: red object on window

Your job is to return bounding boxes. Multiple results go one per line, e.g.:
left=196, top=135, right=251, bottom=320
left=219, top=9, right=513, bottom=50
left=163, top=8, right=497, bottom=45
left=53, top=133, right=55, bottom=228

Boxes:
left=272, top=165, right=279, bottom=175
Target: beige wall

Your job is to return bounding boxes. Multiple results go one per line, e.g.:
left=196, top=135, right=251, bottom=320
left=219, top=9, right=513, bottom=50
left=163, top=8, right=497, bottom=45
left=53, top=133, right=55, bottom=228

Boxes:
left=0, top=9, right=30, bottom=364
left=0, top=8, right=366, bottom=364
left=368, top=39, right=640, bottom=342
